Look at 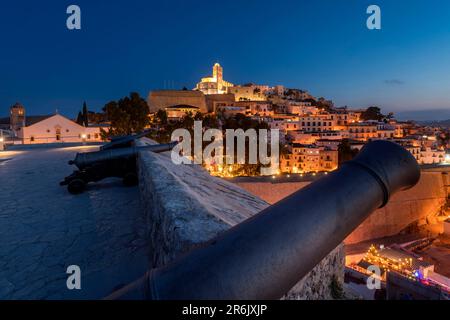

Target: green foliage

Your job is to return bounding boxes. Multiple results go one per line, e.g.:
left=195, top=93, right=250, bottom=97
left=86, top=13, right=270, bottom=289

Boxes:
left=102, top=92, right=150, bottom=138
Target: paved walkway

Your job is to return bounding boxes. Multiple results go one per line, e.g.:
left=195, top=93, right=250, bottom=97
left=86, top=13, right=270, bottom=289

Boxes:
left=0, top=146, right=149, bottom=299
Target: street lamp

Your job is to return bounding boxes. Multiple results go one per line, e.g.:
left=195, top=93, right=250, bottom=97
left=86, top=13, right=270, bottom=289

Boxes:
left=81, top=134, right=87, bottom=145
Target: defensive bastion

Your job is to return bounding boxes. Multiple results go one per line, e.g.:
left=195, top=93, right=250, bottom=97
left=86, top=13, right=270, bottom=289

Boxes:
left=137, top=139, right=345, bottom=300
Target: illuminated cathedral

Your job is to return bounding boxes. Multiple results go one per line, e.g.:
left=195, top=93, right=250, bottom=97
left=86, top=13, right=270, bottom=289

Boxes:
left=195, top=63, right=234, bottom=95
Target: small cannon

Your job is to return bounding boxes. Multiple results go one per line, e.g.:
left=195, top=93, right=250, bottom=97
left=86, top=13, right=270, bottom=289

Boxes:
left=107, top=140, right=421, bottom=300
left=99, top=130, right=153, bottom=151
left=60, top=132, right=177, bottom=194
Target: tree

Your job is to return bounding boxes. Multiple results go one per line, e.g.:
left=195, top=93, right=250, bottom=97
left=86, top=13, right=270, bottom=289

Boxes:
left=82, top=102, right=89, bottom=127
left=102, top=92, right=150, bottom=138
left=154, top=109, right=168, bottom=126
left=438, top=131, right=450, bottom=149
left=76, top=111, right=84, bottom=126
left=361, top=106, right=384, bottom=121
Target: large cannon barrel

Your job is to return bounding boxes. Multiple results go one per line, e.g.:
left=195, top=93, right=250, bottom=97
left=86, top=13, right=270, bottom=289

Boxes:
left=70, top=141, right=177, bottom=169
left=108, top=140, right=420, bottom=300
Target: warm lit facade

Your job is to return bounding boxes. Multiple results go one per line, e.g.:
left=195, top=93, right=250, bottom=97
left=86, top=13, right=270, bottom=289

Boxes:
left=298, top=115, right=337, bottom=132
left=195, top=63, right=234, bottom=95
left=227, top=85, right=267, bottom=101
left=215, top=106, right=247, bottom=118
left=234, top=101, right=273, bottom=116
left=147, top=90, right=207, bottom=113
left=286, top=102, right=319, bottom=116
left=280, top=144, right=338, bottom=173
left=329, top=111, right=360, bottom=130
left=348, top=122, right=378, bottom=141
left=419, top=147, right=446, bottom=164
left=17, top=114, right=105, bottom=144
left=165, top=105, right=200, bottom=120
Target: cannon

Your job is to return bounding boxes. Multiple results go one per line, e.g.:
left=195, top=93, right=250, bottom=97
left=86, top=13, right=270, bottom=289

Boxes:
left=106, top=140, right=421, bottom=300
left=60, top=133, right=177, bottom=194
left=99, top=129, right=153, bottom=151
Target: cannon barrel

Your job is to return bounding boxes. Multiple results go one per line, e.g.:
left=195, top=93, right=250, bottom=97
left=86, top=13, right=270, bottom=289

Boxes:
left=108, top=140, right=420, bottom=300
left=69, top=141, right=177, bottom=169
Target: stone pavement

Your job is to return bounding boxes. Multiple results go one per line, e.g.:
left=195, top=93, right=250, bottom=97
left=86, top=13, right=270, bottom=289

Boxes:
left=0, top=146, right=149, bottom=299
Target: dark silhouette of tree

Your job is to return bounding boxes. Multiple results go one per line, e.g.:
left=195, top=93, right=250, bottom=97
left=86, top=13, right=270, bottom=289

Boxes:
left=101, top=92, right=150, bottom=138
left=361, top=106, right=385, bottom=121
left=82, top=102, right=89, bottom=127
left=76, top=111, right=84, bottom=126
left=154, top=109, right=168, bottom=126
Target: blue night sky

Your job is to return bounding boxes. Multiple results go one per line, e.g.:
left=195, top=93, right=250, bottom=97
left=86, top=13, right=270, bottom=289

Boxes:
left=1, top=0, right=450, bottom=119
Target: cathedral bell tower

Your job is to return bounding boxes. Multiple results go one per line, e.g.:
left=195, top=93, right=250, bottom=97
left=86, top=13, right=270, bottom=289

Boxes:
left=10, top=102, right=26, bottom=132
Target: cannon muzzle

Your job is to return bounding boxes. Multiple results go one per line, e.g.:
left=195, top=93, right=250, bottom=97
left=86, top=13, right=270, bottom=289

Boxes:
left=70, top=141, right=177, bottom=169
left=108, top=140, right=420, bottom=300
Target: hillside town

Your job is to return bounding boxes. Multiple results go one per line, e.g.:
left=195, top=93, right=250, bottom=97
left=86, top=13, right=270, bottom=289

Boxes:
left=3, top=63, right=448, bottom=176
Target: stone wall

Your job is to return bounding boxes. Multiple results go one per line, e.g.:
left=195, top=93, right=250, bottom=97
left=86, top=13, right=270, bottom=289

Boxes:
left=235, top=170, right=449, bottom=245
left=137, top=140, right=345, bottom=299
left=147, top=90, right=207, bottom=113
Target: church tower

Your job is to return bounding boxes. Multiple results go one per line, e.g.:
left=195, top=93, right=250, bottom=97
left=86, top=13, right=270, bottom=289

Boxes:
left=10, top=102, right=25, bottom=132
left=213, top=63, right=223, bottom=83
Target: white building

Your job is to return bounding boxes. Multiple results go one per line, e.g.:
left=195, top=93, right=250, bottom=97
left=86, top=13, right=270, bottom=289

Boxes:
left=17, top=114, right=105, bottom=144
left=7, top=104, right=106, bottom=144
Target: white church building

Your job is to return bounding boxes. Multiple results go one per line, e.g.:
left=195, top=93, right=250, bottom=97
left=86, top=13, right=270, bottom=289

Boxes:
left=4, top=103, right=106, bottom=145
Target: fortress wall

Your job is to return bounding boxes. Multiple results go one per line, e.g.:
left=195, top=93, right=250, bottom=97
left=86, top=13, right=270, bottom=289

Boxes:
left=137, top=139, right=345, bottom=299
left=346, top=171, right=447, bottom=244
left=147, top=90, right=207, bottom=113
left=235, top=171, right=448, bottom=245
left=235, top=181, right=311, bottom=205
